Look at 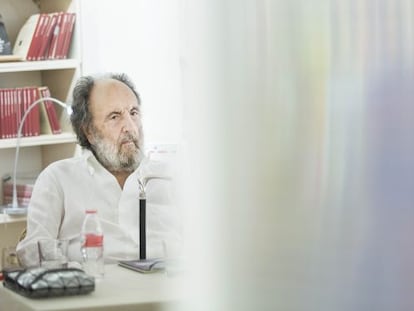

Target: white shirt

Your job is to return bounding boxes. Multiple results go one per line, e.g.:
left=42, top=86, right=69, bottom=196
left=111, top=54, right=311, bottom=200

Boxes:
left=16, top=150, right=181, bottom=267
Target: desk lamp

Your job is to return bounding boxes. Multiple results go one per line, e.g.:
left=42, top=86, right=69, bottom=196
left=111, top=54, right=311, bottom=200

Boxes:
left=2, top=97, right=72, bottom=215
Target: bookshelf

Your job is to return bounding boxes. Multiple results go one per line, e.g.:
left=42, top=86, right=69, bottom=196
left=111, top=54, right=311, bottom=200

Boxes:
left=0, top=0, right=81, bottom=246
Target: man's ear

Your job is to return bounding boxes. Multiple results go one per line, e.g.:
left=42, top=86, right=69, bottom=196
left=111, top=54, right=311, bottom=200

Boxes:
left=83, top=125, right=95, bottom=145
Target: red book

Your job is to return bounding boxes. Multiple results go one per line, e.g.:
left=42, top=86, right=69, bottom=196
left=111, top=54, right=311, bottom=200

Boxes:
left=10, top=89, right=16, bottom=138
left=39, top=14, right=51, bottom=58
left=38, top=86, right=61, bottom=134
left=2, top=89, right=7, bottom=138
left=37, top=13, right=57, bottom=60
left=14, top=88, right=21, bottom=137
left=3, top=183, right=33, bottom=197
left=8, top=89, right=14, bottom=138
left=33, top=14, right=51, bottom=60
left=28, top=87, right=40, bottom=136
left=5, top=89, right=11, bottom=138
left=2, top=175, right=36, bottom=206
left=43, top=87, right=61, bottom=134
left=6, top=89, right=12, bottom=137
left=24, top=87, right=34, bottom=136
left=11, top=89, right=18, bottom=138
left=47, top=12, right=64, bottom=60
left=26, top=14, right=45, bottom=61
left=61, top=13, right=76, bottom=59
left=21, top=88, right=29, bottom=137
left=3, top=195, right=31, bottom=207
left=55, top=13, right=69, bottom=59
left=26, top=87, right=33, bottom=136
left=0, top=89, right=4, bottom=138
left=23, top=86, right=39, bottom=137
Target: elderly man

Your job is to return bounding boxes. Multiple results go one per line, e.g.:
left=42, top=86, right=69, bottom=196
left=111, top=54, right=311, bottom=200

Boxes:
left=17, top=73, right=180, bottom=267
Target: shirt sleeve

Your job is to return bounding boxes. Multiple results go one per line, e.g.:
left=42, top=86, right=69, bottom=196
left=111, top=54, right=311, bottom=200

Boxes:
left=16, top=166, right=64, bottom=267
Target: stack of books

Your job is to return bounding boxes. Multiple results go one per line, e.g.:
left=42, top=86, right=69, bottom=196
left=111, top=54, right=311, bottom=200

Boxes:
left=0, top=86, right=61, bottom=139
left=13, top=12, right=76, bottom=61
left=2, top=174, right=37, bottom=207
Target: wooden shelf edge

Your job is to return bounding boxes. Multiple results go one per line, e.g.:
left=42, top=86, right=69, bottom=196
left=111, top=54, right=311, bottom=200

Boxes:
left=0, top=214, right=27, bottom=225
left=0, top=133, right=77, bottom=149
left=0, top=59, right=80, bottom=73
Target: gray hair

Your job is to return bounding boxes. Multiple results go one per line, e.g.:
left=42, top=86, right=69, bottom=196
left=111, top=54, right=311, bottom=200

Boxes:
left=70, top=73, right=141, bottom=150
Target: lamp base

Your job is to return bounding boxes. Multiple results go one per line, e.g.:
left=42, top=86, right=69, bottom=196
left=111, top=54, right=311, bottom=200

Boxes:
left=0, top=204, right=28, bottom=215
left=118, top=258, right=165, bottom=274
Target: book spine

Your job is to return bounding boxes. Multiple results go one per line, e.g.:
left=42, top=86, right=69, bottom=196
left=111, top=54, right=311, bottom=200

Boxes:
left=2, top=88, right=8, bottom=138
left=5, top=88, right=11, bottom=138
left=0, top=89, right=4, bottom=138
left=3, top=189, right=33, bottom=196
left=27, top=86, right=33, bottom=136
left=37, top=86, right=52, bottom=134
left=2, top=89, right=7, bottom=138
left=21, top=88, right=28, bottom=137
left=55, top=13, right=68, bottom=59
left=41, top=87, right=61, bottom=134
left=30, top=87, right=40, bottom=136
left=47, top=12, right=64, bottom=60
left=61, top=13, right=76, bottom=59
left=26, top=14, right=43, bottom=61
left=15, top=88, right=22, bottom=138
left=11, top=88, right=17, bottom=138
left=3, top=187, right=33, bottom=197
left=3, top=195, right=31, bottom=206
left=37, top=13, right=55, bottom=61
left=26, top=87, right=33, bottom=137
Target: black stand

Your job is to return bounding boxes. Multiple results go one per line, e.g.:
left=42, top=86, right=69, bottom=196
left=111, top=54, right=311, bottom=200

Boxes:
left=139, top=198, right=146, bottom=260
left=118, top=177, right=169, bottom=273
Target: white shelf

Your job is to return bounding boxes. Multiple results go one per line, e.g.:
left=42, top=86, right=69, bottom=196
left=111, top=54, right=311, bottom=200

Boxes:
left=0, top=59, right=80, bottom=73
left=0, top=213, right=27, bottom=225
left=0, top=133, right=77, bottom=149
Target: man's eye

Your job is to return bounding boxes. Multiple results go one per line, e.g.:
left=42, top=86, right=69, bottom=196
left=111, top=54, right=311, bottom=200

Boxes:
left=110, top=114, right=119, bottom=120
left=131, top=110, right=139, bottom=116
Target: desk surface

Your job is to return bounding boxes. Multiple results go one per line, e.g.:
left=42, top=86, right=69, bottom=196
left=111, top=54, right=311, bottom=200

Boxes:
left=0, top=264, right=186, bottom=311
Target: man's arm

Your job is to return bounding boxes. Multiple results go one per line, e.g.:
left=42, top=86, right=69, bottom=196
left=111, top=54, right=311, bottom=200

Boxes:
left=16, top=168, right=64, bottom=267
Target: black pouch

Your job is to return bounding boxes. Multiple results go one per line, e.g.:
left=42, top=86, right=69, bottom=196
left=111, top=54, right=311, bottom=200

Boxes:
left=3, top=267, right=95, bottom=298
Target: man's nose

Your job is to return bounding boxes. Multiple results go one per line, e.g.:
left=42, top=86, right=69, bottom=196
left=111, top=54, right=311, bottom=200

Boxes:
left=122, top=114, right=136, bottom=132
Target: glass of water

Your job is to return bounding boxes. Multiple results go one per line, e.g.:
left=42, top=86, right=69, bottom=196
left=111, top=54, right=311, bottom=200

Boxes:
left=37, top=239, right=68, bottom=269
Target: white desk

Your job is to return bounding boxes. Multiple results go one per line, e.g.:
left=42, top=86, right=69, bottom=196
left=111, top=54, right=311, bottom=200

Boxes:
left=0, top=264, right=185, bottom=311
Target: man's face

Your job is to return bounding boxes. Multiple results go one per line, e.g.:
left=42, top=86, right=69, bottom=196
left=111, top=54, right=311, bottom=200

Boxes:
left=86, top=79, right=143, bottom=172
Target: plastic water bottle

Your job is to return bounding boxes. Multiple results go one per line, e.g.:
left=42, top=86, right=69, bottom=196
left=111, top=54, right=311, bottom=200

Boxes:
left=80, top=209, right=104, bottom=279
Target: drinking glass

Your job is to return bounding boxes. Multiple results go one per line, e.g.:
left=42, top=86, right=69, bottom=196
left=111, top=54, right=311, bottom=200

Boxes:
left=37, top=239, right=68, bottom=269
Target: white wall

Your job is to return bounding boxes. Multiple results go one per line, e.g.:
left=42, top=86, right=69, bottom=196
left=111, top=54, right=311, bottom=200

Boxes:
left=80, top=0, right=182, bottom=146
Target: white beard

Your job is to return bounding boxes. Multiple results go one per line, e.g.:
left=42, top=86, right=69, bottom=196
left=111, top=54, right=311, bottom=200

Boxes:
left=92, top=131, right=144, bottom=173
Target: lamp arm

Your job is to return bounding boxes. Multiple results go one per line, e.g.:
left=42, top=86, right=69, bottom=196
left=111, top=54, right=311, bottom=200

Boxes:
left=11, top=97, right=70, bottom=209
